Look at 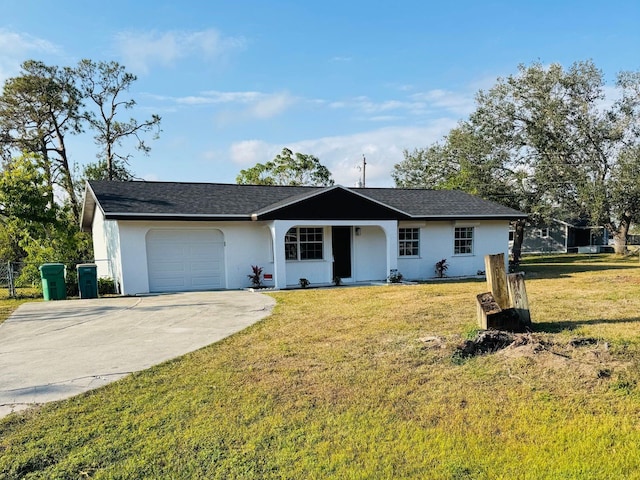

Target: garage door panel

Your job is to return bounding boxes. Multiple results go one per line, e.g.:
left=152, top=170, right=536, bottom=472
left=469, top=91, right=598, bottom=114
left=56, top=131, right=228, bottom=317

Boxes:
left=153, top=261, right=187, bottom=272
left=152, top=276, right=187, bottom=289
left=191, top=262, right=219, bottom=272
left=148, top=245, right=187, bottom=259
left=192, top=275, right=222, bottom=287
left=147, top=229, right=225, bottom=292
left=189, top=244, right=218, bottom=256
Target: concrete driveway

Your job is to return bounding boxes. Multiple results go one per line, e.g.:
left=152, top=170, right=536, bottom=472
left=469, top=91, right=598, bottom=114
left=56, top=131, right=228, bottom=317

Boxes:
left=0, top=291, right=275, bottom=418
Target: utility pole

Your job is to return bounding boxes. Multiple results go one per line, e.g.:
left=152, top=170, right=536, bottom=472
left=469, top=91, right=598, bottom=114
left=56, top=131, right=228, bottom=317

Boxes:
left=361, top=154, right=366, bottom=188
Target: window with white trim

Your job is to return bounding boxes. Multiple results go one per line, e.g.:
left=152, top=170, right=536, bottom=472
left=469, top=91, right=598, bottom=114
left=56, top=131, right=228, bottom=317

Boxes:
left=454, top=226, right=474, bottom=255
left=285, top=227, right=323, bottom=260
left=539, top=227, right=549, bottom=238
left=399, top=228, right=420, bottom=256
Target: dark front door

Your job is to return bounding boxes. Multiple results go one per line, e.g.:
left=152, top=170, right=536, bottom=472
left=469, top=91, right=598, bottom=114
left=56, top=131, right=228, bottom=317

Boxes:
left=332, top=226, right=352, bottom=278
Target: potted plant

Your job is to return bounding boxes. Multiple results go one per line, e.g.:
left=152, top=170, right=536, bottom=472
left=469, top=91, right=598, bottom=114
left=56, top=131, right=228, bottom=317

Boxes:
left=435, top=258, right=448, bottom=278
left=387, top=270, right=403, bottom=283
left=247, top=265, right=263, bottom=288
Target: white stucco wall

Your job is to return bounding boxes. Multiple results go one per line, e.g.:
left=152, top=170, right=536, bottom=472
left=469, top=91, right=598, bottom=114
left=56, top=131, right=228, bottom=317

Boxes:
left=397, top=220, right=510, bottom=280
left=352, top=226, right=387, bottom=281
left=101, top=220, right=276, bottom=295
left=91, top=208, right=123, bottom=292
left=91, top=216, right=510, bottom=295
left=221, top=222, right=274, bottom=289
left=91, top=207, right=108, bottom=276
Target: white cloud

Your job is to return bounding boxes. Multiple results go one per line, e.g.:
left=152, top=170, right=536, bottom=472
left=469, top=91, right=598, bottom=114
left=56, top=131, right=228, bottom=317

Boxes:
left=292, top=122, right=457, bottom=187
left=227, top=119, right=457, bottom=187
left=0, top=29, right=60, bottom=84
left=327, top=90, right=475, bottom=119
left=368, top=115, right=403, bottom=122
left=599, top=84, right=623, bottom=111
left=198, top=91, right=262, bottom=103
left=230, top=140, right=273, bottom=166
left=165, top=90, right=296, bottom=120
left=329, top=96, right=427, bottom=116
left=249, top=92, right=296, bottom=118
left=114, top=29, right=245, bottom=74
left=410, top=89, right=475, bottom=116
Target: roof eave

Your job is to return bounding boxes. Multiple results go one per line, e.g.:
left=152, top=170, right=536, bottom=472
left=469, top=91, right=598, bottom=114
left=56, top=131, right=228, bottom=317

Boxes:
left=410, top=213, right=529, bottom=221
left=103, top=213, right=253, bottom=222
left=80, top=182, right=99, bottom=232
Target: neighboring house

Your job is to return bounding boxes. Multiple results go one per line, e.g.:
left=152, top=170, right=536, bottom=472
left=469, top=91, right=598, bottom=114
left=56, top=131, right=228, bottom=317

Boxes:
left=80, top=181, right=527, bottom=295
left=512, top=219, right=609, bottom=254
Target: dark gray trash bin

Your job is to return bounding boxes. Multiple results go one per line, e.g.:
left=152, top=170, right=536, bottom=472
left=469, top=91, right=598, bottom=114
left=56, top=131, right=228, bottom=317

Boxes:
left=77, top=263, right=98, bottom=299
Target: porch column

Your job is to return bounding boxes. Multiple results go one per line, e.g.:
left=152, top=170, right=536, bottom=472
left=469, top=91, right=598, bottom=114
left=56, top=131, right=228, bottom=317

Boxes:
left=270, top=221, right=289, bottom=289
left=379, top=221, right=398, bottom=279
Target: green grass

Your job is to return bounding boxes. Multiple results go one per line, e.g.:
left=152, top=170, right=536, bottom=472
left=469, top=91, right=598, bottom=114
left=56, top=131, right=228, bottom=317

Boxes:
left=2, top=254, right=640, bottom=478
left=0, top=287, right=41, bottom=325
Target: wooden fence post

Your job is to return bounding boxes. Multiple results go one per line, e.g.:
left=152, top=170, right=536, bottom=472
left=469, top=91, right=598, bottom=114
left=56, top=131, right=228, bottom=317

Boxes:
left=507, top=272, right=532, bottom=328
left=477, top=292, right=500, bottom=329
left=484, top=253, right=509, bottom=310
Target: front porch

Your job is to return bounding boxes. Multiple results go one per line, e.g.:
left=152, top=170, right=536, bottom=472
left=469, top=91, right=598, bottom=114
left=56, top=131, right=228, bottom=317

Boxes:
left=267, top=220, right=399, bottom=289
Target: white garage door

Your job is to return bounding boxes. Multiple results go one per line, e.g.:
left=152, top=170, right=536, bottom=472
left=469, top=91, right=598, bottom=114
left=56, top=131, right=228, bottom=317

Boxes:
left=146, top=229, right=225, bottom=292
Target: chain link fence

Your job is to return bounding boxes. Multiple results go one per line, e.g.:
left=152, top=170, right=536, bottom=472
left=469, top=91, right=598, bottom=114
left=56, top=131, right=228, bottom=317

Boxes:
left=0, top=261, right=16, bottom=297
left=0, top=261, right=39, bottom=298
left=1, top=259, right=117, bottom=298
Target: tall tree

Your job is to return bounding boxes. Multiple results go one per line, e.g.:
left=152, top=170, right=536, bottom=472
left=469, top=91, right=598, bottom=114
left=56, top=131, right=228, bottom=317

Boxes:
left=75, top=60, right=161, bottom=181
left=0, top=60, right=83, bottom=218
left=393, top=123, right=531, bottom=259
left=0, top=153, right=57, bottom=226
left=0, top=153, right=92, bottom=281
left=471, top=61, right=640, bottom=252
left=0, top=153, right=57, bottom=262
left=393, top=60, right=640, bottom=254
left=236, top=148, right=334, bottom=186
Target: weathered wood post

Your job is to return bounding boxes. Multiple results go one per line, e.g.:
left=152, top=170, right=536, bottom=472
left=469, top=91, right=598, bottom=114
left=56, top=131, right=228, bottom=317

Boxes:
left=484, top=253, right=509, bottom=309
left=507, top=272, right=532, bottom=328
left=477, top=253, right=532, bottom=332
left=476, top=292, right=501, bottom=330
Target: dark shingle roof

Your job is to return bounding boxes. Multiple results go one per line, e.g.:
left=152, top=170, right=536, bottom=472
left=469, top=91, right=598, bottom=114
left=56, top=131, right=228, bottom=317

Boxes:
left=81, top=180, right=526, bottom=230
left=353, top=187, right=522, bottom=218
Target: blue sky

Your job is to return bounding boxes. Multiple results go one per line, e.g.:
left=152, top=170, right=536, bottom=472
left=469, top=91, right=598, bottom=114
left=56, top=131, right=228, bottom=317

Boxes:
left=2, top=0, right=639, bottom=187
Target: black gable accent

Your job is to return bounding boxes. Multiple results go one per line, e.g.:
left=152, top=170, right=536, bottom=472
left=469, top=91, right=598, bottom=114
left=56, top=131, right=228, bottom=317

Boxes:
left=257, top=188, right=410, bottom=220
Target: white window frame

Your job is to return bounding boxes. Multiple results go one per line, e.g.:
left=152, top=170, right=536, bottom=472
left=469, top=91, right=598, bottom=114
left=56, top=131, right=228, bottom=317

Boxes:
left=539, top=227, right=549, bottom=238
left=399, top=228, right=420, bottom=257
left=285, top=227, right=324, bottom=261
left=454, top=226, right=474, bottom=255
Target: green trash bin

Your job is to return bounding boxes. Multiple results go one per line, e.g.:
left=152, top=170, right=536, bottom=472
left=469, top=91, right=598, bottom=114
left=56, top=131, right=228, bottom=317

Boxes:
left=77, top=263, right=98, bottom=299
left=39, top=263, right=67, bottom=301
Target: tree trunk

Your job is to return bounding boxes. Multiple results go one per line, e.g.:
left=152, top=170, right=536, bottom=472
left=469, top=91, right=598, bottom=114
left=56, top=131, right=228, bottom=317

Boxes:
left=51, top=121, right=80, bottom=221
left=611, top=213, right=631, bottom=255
left=56, top=145, right=80, bottom=221
left=511, top=219, right=526, bottom=263
left=38, top=142, right=55, bottom=210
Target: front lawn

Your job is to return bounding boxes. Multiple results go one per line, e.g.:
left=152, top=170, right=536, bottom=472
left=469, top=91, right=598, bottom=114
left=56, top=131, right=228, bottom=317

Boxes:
left=1, top=255, right=640, bottom=478
left=0, top=296, right=35, bottom=326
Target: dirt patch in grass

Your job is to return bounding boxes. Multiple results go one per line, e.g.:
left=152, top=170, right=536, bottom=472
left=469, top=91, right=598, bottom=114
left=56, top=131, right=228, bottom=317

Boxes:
left=449, top=330, right=631, bottom=387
